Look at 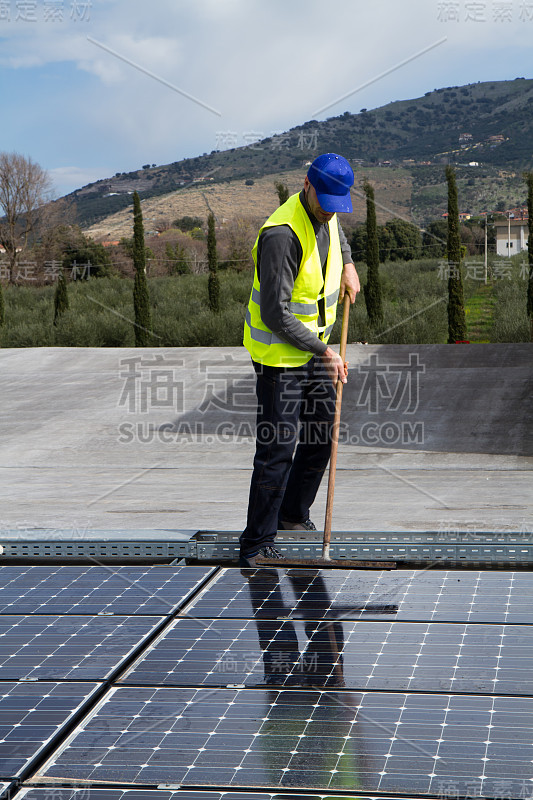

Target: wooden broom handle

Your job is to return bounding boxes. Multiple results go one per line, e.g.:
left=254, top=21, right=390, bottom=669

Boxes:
left=323, top=293, right=351, bottom=559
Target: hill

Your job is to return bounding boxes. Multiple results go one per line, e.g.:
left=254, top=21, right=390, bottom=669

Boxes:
left=69, top=77, right=533, bottom=233
left=85, top=167, right=414, bottom=242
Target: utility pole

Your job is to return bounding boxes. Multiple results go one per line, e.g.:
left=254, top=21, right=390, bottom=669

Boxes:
left=508, top=212, right=511, bottom=259
left=484, top=217, right=488, bottom=284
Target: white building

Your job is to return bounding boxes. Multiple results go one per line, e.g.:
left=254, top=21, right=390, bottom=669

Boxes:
left=495, top=219, right=529, bottom=257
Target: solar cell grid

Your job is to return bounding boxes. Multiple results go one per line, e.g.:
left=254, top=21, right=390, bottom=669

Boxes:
left=35, top=686, right=533, bottom=796
left=0, top=681, right=100, bottom=779
left=120, top=617, right=533, bottom=695
left=0, top=567, right=214, bottom=615
left=0, top=616, right=164, bottom=680
left=182, top=568, right=533, bottom=624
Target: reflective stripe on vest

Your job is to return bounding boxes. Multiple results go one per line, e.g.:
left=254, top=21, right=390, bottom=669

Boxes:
left=252, top=286, right=318, bottom=317
left=245, top=308, right=286, bottom=346
left=325, top=288, right=340, bottom=307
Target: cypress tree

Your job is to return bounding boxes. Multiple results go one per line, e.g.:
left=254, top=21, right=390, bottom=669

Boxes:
left=526, top=172, right=533, bottom=341
left=363, top=180, right=383, bottom=325
left=175, top=243, right=190, bottom=275
left=132, top=191, right=152, bottom=346
left=207, top=212, right=220, bottom=313
left=53, top=271, right=69, bottom=326
left=165, top=241, right=176, bottom=275
left=275, top=181, right=290, bottom=206
left=445, top=166, right=467, bottom=343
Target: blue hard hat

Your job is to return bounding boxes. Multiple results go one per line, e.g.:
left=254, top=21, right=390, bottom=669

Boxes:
left=307, top=153, right=354, bottom=213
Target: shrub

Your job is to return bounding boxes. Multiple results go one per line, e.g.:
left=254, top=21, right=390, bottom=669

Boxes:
left=491, top=270, right=530, bottom=342
left=2, top=258, right=528, bottom=348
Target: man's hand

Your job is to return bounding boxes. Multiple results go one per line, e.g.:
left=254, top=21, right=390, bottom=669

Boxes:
left=340, top=262, right=360, bottom=304
left=322, top=346, right=348, bottom=384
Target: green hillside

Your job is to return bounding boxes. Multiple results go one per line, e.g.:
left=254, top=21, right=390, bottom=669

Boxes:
left=69, top=78, right=533, bottom=228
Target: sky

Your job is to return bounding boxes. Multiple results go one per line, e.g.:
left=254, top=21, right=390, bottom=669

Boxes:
left=1, top=0, right=532, bottom=197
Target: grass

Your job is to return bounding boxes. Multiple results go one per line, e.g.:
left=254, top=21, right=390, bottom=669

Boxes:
left=0, top=257, right=530, bottom=348
left=464, top=281, right=495, bottom=343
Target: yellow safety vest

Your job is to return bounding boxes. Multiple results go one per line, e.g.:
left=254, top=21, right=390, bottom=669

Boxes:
left=243, top=193, right=343, bottom=367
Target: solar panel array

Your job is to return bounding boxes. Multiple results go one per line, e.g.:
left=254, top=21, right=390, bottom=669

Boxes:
left=2, top=564, right=532, bottom=800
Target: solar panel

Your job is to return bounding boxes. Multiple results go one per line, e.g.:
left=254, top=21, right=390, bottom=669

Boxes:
left=35, top=686, right=533, bottom=796
left=0, top=784, right=12, bottom=800
left=0, top=681, right=100, bottom=779
left=119, top=617, right=533, bottom=696
left=0, top=566, right=214, bottom=615
left=0, top=616, right=165, bottom=681
left=14, top=790, right=426, bottom=800
left=183, top=568, right=533, bottom=624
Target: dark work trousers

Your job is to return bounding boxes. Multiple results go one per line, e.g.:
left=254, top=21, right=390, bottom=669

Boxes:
left=239, top=356, right=336, bottom=557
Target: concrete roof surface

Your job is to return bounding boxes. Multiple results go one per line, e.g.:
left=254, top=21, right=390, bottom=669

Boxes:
left=1, top=344, right=531, bottom=537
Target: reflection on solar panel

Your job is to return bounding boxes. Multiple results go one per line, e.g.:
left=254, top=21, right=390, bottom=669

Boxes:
left=0, top=567, right=214, bottom=615
left=35, top=685, right=533, bottom=796
left=120, top=617, right=533, bottom=695
left=0, top=616, right=164, bottom=681
left=184, top=568, right=533, bottom=623
left=0, top=681, right=99, bottom=779
left=14, top=789, right=425, bottom=800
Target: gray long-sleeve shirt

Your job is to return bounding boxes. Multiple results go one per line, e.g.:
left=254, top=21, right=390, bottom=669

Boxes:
left=256, top=190, right=353, bottom=356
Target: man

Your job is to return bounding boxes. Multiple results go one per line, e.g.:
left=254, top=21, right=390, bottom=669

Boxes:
left=240, top=153, right=360, bottom=568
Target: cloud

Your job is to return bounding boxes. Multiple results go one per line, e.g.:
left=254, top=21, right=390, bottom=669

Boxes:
left=48, top=165, right=111, bottom=195
left=80, top=33, right=184, bottom=85
left=1, top=0, right=531, bottom=195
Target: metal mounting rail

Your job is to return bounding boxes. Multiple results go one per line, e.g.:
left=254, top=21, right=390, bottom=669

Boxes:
left=192, top=530, right=533, bottom=567
left=0, top=538, right=194, bottom=561
left=0, top=529, right=532, bottom=566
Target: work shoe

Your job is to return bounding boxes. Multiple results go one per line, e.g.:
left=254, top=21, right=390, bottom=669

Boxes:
left=279, top=518, right=317, bottom=531
left=239, top=545, right=284, bottom=568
